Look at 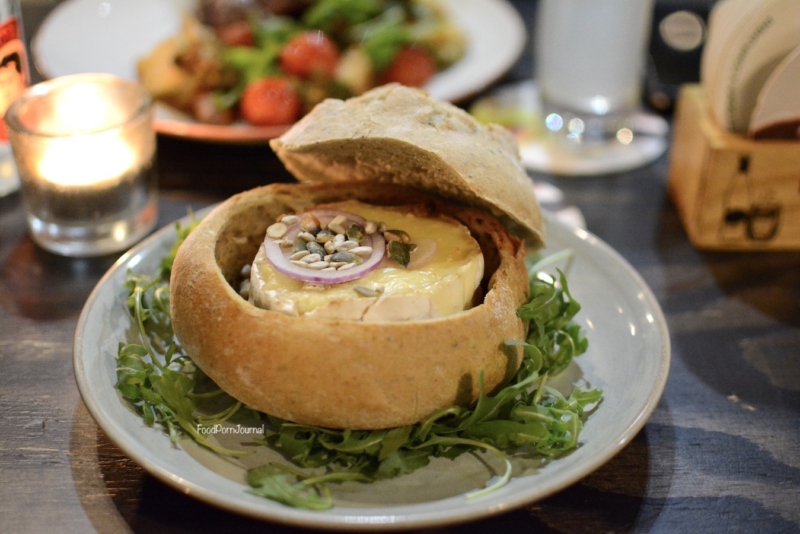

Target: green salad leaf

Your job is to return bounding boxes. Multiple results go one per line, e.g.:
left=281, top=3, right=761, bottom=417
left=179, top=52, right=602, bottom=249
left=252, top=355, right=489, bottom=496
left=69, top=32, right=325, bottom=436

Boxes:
left=116, top=219, right=602, bottom=510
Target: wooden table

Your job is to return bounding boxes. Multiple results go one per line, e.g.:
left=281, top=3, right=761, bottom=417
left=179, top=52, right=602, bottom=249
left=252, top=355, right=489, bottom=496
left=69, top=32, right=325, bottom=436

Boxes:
left=2, top=1, right=799, bottom=532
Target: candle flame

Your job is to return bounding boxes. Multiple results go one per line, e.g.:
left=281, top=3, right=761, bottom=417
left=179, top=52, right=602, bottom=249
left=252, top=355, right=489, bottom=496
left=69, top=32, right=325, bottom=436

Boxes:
left=38, top=134, right=136, bottom=187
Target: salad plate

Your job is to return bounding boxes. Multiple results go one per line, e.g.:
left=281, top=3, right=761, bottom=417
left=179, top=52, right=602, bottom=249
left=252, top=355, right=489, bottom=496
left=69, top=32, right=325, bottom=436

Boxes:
left=74, top=208, right=670, bottom=530
left=32, top=0, right=526, bottom=143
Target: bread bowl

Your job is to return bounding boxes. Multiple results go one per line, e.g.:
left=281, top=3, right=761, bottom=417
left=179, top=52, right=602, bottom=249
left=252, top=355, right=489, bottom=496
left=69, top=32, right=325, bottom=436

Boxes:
left=170, top=84, right=544, bottom=430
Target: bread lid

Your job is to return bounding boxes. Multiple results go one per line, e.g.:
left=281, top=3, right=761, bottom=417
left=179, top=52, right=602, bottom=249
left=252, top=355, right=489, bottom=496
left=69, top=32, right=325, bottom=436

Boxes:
left=270, top=84, right=545, bottom=249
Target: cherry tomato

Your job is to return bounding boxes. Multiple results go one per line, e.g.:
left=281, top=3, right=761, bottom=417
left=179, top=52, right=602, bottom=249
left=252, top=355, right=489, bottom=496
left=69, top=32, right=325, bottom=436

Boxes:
left=215, top=20, right=254, bottom=47
left=239, top=78, right=301, bottom=126
left=279, top=31, right=340, bottom=79
left=380, top=46, right=437, bottom=87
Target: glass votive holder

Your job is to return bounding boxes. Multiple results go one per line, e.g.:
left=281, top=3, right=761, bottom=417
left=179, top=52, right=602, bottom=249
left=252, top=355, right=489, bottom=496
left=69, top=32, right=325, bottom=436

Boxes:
left=4, top=73, right=157, bottom=257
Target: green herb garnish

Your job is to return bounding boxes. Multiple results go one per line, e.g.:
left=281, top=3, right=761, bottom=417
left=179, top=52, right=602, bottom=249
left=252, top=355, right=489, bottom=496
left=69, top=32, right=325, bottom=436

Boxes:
left=116, top=221, right=602, bottom=510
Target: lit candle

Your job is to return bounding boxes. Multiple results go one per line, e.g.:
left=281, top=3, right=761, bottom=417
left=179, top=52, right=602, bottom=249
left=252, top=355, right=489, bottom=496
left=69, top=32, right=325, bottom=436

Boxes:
left=38, top=133, right=136, bottom=187
left=5, top=73, right=157, bottom=256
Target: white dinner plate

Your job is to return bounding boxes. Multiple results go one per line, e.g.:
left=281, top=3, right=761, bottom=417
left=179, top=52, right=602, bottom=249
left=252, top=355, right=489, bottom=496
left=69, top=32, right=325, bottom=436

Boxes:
left=33, top=0, right=526, bottom=143
left=73, top=208, right=670, bottom=530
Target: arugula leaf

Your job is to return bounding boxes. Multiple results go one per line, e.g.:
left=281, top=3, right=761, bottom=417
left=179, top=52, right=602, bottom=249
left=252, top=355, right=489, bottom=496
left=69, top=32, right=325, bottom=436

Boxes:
left=115, top=218, right=602, bottom=511
left=247, top=465, right=334, bottom=510
left=302, top=0, right=386, bottom=32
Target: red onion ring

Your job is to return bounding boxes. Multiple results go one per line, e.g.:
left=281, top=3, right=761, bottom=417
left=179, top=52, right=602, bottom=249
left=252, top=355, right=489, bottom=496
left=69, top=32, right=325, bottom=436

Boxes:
left=263, top=209, right=386, bottom=284
left=406, top=238, right=438, bottom=270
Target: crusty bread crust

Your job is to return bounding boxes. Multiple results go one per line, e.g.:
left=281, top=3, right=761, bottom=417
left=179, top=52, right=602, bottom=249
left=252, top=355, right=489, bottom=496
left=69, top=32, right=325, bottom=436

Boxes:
left=170, top=182, right=529, bottom=430
left=270, top=84, right=545, bottom=250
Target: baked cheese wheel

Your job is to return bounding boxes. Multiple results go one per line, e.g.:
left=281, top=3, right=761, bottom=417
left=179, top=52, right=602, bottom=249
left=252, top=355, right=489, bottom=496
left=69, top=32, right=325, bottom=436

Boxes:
left=170, top=182, right=529, bottom=429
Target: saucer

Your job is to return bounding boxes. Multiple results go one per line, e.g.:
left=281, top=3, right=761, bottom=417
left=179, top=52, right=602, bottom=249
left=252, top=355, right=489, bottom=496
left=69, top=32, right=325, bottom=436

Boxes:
left=470, top=80, right=669, bottom=176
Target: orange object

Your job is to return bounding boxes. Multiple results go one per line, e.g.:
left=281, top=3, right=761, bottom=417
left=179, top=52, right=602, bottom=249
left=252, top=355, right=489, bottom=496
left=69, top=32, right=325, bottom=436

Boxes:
left=381, top=46, right=436, bottom=87
left=279, top=31, right=339, bottom=79
left=240, top=77, right=301, bottom=126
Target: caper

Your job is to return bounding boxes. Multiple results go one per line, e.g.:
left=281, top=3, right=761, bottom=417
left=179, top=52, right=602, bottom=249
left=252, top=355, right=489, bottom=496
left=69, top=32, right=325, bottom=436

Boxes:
left=387, top=240, right=411, bottom=268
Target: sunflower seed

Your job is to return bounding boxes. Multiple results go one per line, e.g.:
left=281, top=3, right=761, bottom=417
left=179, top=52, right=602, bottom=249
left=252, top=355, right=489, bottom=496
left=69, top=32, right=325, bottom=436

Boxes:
left=354, top=285, right=380, bottom=297
left=350, top=246, right=373, bottom=257
left=289, top=250, right=310, bottom=260
left=267, top=222, right=288, bottom=239
left=385, top=229, right=410, bottom=244
left=337, top=240, right=358, bottom=252
left=298, top=231, right=317, bottom=242
left=315, top=229, right=335, bottom=243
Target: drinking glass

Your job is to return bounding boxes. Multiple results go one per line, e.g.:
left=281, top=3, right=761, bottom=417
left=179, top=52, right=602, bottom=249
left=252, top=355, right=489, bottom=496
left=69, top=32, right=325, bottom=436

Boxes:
left=532, top=0, right=665, bottom=173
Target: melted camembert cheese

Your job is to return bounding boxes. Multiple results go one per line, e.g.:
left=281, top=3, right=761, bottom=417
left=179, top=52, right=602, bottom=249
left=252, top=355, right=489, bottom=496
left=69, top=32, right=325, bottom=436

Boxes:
left=249, top=200, right=484, bottom=322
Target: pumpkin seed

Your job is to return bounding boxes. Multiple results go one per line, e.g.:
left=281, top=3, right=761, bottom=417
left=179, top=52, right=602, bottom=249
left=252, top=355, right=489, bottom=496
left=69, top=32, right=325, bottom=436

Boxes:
left=330, top=252, right=360, bottom=264
left=293, top=239, right=308, bottom=253
left=346, top=223, right=365, bottom=243
left=306, top=241, right=326, bottom=257
left=387, top=240, right=411, bottom=267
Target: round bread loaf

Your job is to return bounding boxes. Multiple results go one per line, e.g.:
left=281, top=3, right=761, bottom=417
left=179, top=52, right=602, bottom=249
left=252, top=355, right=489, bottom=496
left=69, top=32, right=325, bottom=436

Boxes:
left=170, top=182, right=529, bottom=429
left=270, top=83, right=545, bottom=249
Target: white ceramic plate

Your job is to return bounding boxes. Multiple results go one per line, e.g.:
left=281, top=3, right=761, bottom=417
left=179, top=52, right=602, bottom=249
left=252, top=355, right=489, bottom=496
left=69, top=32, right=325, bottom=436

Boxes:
left=73, top=210, right=670, bottom=530
left=33, top=0, right=526, bottom=143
